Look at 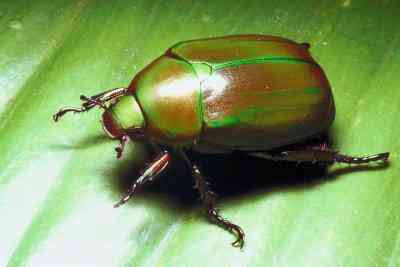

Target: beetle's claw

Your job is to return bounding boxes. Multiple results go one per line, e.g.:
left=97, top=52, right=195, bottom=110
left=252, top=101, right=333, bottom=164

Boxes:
left=230, top=224, right=245, bottom=249
left=113, top=194, right=131, bottom=208
left=53, top=107, right=81, bottom=122
left=232, top=238, right=244, bottom=249
left=377, top=152, right=390, bottom=162
left=80, top=94, right=89, bottom=101
left=53, top=94, right=109, bottom=123
left=53, top=109, right=67, bottom=122
left=115, top=147, right=123, bottom=159
left=53, top=112, right=61, bottom=122
left=115, top=135, right=129, bottom=159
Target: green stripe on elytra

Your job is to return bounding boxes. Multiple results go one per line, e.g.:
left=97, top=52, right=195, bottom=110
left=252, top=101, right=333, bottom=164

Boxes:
left=189, top=57, right=316, bottom=77
left=303, top=87, right=321, bottom=95
left=206, top=107, right=276, bottom=128
left=211, top=56, right=314, bottom=71
left=207, top=106, right=306, bottom=128
left=207, top=115, right=240, bottom=128
left=206, top=87, right=322, bottom=128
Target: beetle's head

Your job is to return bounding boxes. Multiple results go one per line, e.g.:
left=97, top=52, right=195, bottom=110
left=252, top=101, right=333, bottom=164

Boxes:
left=101, top=95, right=145, bottom=139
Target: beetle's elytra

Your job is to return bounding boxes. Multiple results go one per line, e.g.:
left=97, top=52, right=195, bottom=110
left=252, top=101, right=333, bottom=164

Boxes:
left=54, top=35, right=389, bottom=248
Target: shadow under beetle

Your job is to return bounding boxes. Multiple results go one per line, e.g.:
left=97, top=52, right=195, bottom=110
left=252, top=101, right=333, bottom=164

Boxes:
left=54, top=35, right=389, bottom=248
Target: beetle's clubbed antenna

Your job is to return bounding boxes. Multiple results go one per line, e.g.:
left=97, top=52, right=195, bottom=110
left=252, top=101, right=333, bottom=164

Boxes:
left=53, top=87, right=128, bottom=122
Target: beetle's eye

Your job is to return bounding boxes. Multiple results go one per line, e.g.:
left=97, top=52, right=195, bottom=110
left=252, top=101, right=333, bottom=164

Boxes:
left=102, top=110, right=124, bottom=139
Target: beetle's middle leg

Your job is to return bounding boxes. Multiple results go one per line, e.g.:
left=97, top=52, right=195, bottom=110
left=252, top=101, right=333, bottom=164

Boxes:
left=250, top=148, right=389, bottom=165
left=179, top=150, right=245, bottom=248
left=53, top=87, right=128, bottom=121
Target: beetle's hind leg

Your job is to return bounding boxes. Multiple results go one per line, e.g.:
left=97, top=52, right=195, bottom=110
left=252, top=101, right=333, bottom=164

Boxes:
left=53, top=87, right=128, bottom=122
left=250, top=148, right=389, bottom=165
left=179, top=150, right=245, bottom=249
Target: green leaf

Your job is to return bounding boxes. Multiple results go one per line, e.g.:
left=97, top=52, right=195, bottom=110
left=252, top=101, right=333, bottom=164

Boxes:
left=1, top=1, right=399, bottom=266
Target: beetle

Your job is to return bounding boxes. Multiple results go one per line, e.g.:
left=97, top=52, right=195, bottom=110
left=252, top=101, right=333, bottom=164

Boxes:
left=53, top=34, right=389, bottom=248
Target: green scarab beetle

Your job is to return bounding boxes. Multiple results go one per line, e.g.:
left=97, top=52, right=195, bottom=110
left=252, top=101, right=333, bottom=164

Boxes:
left=54, top=35, right=389, bottom=248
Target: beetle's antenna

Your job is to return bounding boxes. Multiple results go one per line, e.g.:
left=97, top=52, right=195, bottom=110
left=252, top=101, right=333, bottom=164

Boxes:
left=53, top=87, right=128, bottom=122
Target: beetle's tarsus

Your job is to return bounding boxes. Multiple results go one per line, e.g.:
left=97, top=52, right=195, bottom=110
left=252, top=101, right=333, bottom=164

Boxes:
left=113, top=180, right=139, bottom=208
left=250, top=149, right=390, bottom=165
left=208, top=208, right=245, bottom=249
left=231, top=226, right=245, bottom=248
left=52, top=100, right=98, bottom=122
left=114, top=151, right=172, bottom=207
left=179, top=150, right=246, bottom=249
left=53, top=87, right=128, bottom=122
left=333, top=152, right=390, bottom=164
left=53, top=110, right=65, bottom=122
left=113, top=195, right=131, bottom=208
left=53, top=107, right=87, bottom=122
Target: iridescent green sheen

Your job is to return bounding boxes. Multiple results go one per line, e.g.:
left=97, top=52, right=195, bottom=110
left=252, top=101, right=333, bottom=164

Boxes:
left=212, top=57, right=316, bottom=71
left=130, top=55, right=202, bottom=146
left=169, top=34, right=315, bottom=72
left=304, top=87, right=321, bottom=95
left=199, top=59, right=334, bottom=150
left=127, top=35, right=334, bottom=150
left=191, top=63, right=212, bottom=81
left=169, top=35, right=334, bottom=151
left=207, top=115, right=240, bottom=128
left=109, top=95, right=144, bottom=130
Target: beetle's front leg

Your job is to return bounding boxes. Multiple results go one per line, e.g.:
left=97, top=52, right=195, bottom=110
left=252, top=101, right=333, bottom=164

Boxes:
left=113, top=150, right=172, bottom=208
left=179, top=150, right=245, bottom=248
left=53, top=87, right=128, bottom=122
